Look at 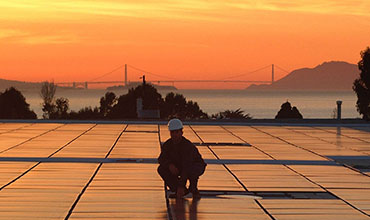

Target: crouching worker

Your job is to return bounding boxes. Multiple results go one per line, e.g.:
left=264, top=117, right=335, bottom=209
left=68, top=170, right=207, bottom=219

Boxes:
left=158, top=119, right=206, bottom=199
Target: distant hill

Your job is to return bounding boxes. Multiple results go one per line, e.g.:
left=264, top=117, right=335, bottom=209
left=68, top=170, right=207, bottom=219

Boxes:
left=0, top=78, right=177, bottom=93
left=0, top=78, right=42, bottom=91
left=247, top=61, right=359, bottom=91
left=0, top=79, right=82, bottom=92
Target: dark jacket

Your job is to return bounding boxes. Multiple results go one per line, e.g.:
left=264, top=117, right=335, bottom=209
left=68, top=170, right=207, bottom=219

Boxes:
left=158, top=137, right=206, bottom=186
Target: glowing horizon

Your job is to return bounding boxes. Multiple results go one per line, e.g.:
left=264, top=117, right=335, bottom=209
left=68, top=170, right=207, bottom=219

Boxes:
left=1, top=0, right=369, bottom=89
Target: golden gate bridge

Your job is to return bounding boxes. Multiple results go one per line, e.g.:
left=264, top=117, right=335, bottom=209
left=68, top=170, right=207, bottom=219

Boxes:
left=55, top=64, right=289, bottom=89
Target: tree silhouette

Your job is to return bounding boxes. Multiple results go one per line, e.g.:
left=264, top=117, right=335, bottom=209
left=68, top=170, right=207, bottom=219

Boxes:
left=275, top=101, right=303, bottom=119
left=40, top=82, right=57, bottom=119
left=49, top=97, right=70, bottom=119
left=0, top=87, right=36, bottom=119
left=99, top=92, right=117, bottom=118
left=161, top=92, right=187, bottom=118
left=184, top=100, right=208, bottom=119
left=108, top=85, right=207, bottom=119
left=161, top=92, right=208, bottom=119
left=353, top=47, right=370, bottom=120
left=109, top=84, right=163, bottom=119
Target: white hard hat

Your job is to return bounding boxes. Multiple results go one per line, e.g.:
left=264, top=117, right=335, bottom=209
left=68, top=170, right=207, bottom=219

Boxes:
left=168, top=118, right=183, bottom=131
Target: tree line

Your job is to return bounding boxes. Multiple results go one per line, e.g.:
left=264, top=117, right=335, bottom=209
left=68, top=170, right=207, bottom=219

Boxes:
left=0, top=83, right=251, bottom=120
left=40, top=82, right=212, bottom=120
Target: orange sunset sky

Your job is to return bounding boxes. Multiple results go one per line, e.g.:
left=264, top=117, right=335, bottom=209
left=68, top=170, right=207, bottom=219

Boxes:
left=1, top=0, right=370, bottom=89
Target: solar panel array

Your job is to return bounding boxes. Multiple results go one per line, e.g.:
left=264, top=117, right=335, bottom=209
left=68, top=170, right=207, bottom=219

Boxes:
left=0, top=123, right=369, bottom=219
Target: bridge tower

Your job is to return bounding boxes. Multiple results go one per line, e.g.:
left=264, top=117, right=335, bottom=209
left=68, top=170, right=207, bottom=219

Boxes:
left=125, top=64, right=128, bottom=86
left=272, top=64, right=274, bottom=84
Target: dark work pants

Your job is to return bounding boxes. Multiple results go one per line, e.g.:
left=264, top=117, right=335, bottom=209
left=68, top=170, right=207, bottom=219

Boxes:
left=157, top=163, right=206, bottom=193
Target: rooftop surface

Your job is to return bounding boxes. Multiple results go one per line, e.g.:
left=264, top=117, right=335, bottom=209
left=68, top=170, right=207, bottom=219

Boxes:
left=0, top=122, right=369, bottom=220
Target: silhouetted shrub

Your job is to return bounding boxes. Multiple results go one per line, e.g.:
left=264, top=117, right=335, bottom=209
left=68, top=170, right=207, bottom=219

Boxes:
left=353, top=47, right=370, bottom=120
left=275, top=101, right=303, bottom=119
left=0, top=87, right=36, bottom=119
left=69, top=107, right=100, bottom=120
left=211, top=108, right=251, bottom=119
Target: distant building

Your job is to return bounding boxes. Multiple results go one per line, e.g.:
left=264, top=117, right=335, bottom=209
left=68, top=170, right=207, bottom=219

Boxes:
left=136, top=98, right=160, bottom=119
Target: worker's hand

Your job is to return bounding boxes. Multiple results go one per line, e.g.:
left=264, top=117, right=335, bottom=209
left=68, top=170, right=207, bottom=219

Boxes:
left=169, top=164, right=179, bottom=175
left=176, top=186, right=185, bottom=199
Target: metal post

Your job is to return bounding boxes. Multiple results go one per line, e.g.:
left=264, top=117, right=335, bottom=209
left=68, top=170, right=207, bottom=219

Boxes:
left=84, top=82, right=88, bottom=89
left=336, top=100, right=342, bottom=120
left=136, top=98, right=143, bottom=118
left=272, top=64, right=274, bottom=84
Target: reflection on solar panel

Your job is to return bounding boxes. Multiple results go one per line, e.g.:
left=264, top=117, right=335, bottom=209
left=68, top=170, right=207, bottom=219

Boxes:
left=0, top=122, right=369, bottom=219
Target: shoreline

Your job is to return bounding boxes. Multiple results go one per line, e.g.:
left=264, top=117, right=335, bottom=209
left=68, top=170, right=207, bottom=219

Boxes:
left=0, top=118, right=369, bottom=127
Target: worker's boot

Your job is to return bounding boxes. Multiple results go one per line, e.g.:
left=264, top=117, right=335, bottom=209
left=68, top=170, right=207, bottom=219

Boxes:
left=192, top=189, right=201, bottom=199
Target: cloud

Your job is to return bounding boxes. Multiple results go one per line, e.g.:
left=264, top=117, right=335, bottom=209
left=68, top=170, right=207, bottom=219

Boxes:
left=0, top=0, right=224, bottom=22
left=227, top=0, right=370, bottom=17
left=16, top=34, right=80, bottom=45
left=0, top=28, right=80, bottom=45
left=0, top=29, right=25, bottom=39
left=0, top=0, right=369, bottom=46
left=1, top=0, right=369, bottom=25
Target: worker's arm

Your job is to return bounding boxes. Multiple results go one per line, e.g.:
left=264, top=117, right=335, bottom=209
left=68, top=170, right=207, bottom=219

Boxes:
left=158, top=141, right=171, bottom=166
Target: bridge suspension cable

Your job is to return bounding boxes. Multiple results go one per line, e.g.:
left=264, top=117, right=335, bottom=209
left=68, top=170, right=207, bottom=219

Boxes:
left=220, top=65, right=272, bottom=80
left=88, top=64, right=125, bottom=82
left=274, top=65, right=290, bottom=74
left=127, top=64, right=175, bottom=80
